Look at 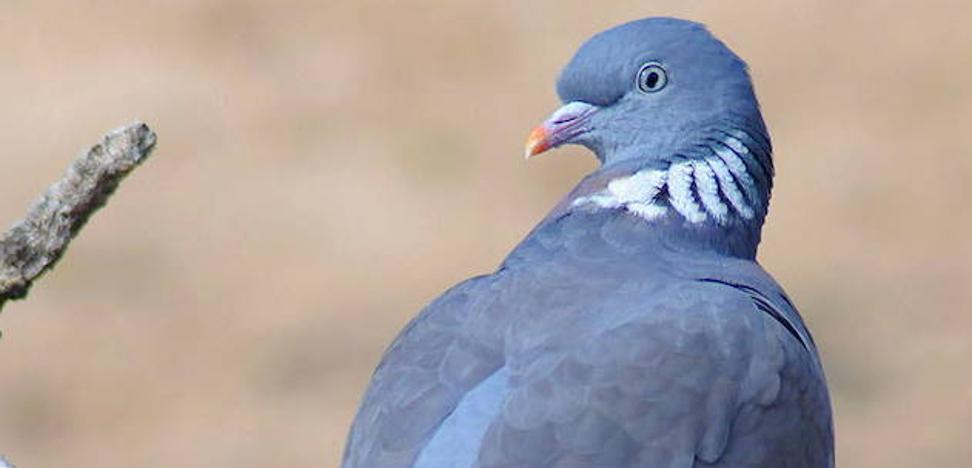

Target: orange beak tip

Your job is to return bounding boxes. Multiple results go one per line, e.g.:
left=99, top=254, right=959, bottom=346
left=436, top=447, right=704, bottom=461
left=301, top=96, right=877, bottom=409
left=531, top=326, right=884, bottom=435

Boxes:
left=524, top=126, right=550, bottom=160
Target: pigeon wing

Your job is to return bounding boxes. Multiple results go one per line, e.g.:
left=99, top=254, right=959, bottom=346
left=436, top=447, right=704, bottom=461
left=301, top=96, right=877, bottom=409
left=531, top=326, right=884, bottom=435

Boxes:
left=474, top=277, right=832, bottom=468
left=341, top=273, right=508, bottom=468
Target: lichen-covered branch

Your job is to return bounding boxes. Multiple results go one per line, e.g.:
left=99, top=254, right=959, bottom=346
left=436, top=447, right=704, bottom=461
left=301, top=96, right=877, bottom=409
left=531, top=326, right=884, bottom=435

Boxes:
left=0, top=122, right=157, bottom=310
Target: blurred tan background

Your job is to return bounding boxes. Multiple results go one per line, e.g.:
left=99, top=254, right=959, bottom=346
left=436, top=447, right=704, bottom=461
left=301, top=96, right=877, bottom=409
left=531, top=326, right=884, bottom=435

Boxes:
left=0, top=1, right=969, bottom=466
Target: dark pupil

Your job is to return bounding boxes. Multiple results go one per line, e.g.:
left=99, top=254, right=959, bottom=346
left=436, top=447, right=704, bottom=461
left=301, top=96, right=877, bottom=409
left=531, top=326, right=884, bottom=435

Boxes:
left=645, top=71, right=659, bottom=89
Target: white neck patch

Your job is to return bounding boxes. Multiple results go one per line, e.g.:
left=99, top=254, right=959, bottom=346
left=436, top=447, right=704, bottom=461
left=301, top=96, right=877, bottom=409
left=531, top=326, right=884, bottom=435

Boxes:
left=571, top=132, right=768, bottom=225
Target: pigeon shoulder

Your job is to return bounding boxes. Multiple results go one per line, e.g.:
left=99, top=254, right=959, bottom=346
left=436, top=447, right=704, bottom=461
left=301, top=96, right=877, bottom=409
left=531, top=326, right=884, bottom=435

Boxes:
left=341, top=272, right=508, bottom=468
left=475, top=272, right=831, bottom=467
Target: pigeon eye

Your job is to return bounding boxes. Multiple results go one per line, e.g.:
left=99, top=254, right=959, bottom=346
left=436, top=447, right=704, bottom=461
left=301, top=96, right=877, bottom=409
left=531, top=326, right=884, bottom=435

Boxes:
left=637, top=63, right=668, bottom=93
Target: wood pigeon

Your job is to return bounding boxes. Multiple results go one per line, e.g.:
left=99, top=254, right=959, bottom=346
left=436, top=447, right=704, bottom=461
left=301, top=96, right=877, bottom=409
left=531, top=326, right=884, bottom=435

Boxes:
left=342, top=17, right=834, bottom=468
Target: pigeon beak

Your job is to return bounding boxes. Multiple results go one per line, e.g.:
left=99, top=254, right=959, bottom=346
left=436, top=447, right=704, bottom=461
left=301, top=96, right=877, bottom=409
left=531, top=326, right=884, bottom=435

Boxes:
left=524, top=101, right=599, bottom=159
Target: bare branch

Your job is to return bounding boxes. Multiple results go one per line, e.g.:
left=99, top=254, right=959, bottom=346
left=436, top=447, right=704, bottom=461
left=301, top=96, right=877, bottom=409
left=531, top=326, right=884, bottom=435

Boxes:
left=0, top=122, right=157, bottom=310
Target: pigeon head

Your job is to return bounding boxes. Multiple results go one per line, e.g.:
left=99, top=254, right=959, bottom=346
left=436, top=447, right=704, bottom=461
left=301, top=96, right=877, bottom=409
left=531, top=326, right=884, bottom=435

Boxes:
left=524, top=18, right=775, bottom=257
left=526, top=17, right=765, bottom=166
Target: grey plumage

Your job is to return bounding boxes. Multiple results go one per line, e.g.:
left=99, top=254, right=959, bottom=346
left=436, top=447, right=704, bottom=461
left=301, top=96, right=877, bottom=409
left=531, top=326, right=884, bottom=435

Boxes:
left=342, top=17, right=833, bottom=468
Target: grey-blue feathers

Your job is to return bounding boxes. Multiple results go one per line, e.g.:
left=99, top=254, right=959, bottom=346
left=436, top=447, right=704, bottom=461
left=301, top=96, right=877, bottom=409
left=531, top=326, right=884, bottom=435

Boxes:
left=342, top=16, right=833, bottom=468
left=555, top=18, right=764, bottom=166
left=557, top=18, right=745, bottom=106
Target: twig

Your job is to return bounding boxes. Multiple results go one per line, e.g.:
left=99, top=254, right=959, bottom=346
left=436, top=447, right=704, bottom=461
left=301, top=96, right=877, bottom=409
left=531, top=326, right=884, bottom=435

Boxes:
left=0, top=122, right=157, bottom=311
